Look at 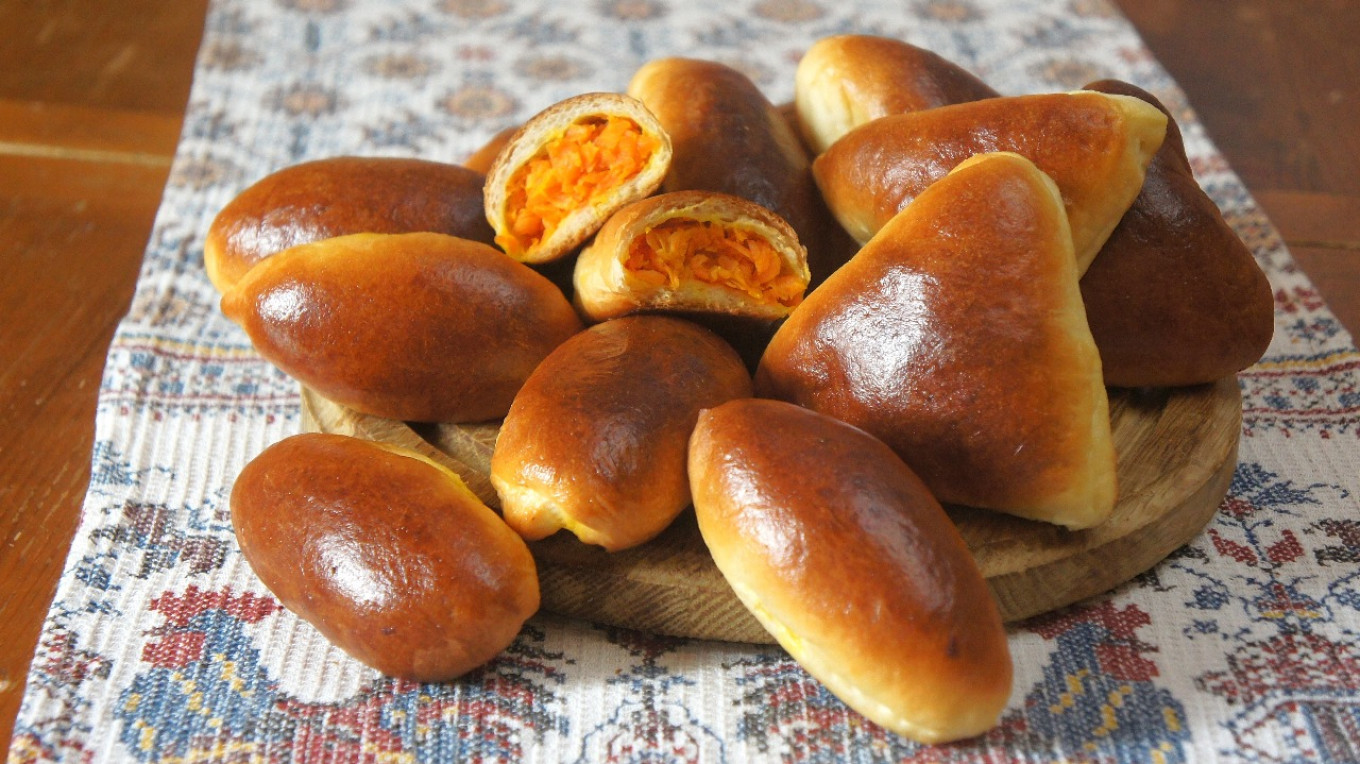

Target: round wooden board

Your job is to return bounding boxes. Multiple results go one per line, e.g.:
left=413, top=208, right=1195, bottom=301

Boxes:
left=300, top=378, right=1241, bottom=644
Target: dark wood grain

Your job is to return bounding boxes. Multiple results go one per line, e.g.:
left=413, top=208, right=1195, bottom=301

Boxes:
left=2, top=0, right=1358, bottom=753
left=0, top=1, right=209, bottom=752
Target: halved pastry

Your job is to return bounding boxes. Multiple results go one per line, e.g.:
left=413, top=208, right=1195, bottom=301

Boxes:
left=813, top=90, right=1167, bottom=272
left=689, top=398, right=1013, bottom=744
left=758, top=152, right=1117, bottom=529
left=795, top=34, right=999, bottom=154
left=628, top=57, right=856, bottom=286
left=204, top=156, right=495, bottom=293
left=573, top=190, right=810, bottom=324
left=484, top=92, right=672, bottom=263
left=1079, top=80, right=1275, bottom=387
left=491, top=315, right=751, bottom=552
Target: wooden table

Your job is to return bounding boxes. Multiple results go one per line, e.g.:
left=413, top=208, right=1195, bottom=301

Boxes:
left=1, top=0, right=1357, bottom=752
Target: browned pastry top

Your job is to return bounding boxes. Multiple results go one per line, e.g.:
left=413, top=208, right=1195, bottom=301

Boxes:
left=220, top=232, right=582, bottom=423
left=759, top=152, right=1115, bottom=528
left=1079, top=79, right=1275, bottom=387
left=205, top=156, right=494, bottom=292
left=230, top=433, right=539, bottom=682
left=689, top=398, right=1012, bottom=743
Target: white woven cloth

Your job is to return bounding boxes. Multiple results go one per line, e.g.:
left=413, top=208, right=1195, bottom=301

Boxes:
left=11, top=1, right=1360, bottom=762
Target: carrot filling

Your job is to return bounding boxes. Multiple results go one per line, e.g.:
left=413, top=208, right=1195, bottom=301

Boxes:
left=498, top=116, right=659, bottom=257
left=624, top=219, right=805, bottom=308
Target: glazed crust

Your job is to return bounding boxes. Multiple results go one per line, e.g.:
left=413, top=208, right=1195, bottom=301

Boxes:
left=812, top=91, right=1167, bottom=272
left=220, top=232, right=582, bottom=423
left=491, top=315, right=751, bottom=551
left=483, top=92, right=673, bottom=264
left=627, top=57, right=856, bottom=286
left=1080, top=80, right=1274, bottom=387
left=204, top=156, right=495, bottom=293
left=463, top=125, right=518, bottom=175
left=572, top=190, right=810, bottom=322
left=689, top=398, right=1012, bottom=744
left=795, top=34, right=999, bottom=154
left=758, top=153, right=1116, bottom=529
left=230, top=433, right=539, bottom=681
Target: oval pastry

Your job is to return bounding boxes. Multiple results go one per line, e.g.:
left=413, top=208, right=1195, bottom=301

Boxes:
left=484, top=92, right=672, bottom=263
left=573, top=190, right=810, bottom=323
left=231, top=433, right=540, bottom=682
left=689, top=398, right=1013, bottom=744
left=794, top=34, right=999, bottom=154
left=204, top=156, right=495, bottom=293
left=220, top=232, right=582, bottom=423
left=491, top=315, right=752, bottom=552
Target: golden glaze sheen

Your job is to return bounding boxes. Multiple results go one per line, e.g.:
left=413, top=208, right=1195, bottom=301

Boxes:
left=758, top=153, right=1116, bottom=529
left=689, top=399, right=1012, bottom=743
left=230, top=433, right=539, bottom=681
left=1080, top=80, right=1274, bottom=387
left=491, top=315, right=752, bottom=551
left=572, top=190, right=810, bottom=323
left=463, top=126, right=518, bottom=175
left=627, top=58, right=856, bottom=287
left=812, top=91, right=1167, bottom=272
left=795, top=34, right=999, bottom=154
left=204, top=156, right=495, bottom=293
left=220, top=232, right=582, bottom=423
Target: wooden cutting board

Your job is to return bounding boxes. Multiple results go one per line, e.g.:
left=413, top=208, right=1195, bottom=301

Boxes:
left=301, top=377, right=1241, bottom=644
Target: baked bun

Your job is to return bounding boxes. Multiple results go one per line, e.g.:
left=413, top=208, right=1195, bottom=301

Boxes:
left=484, top=92, right=672, bottom=263
left=220, top=232, right=582, bottom=422
left=1079, top=80, right=1274, bottom=387
left=491, top=315, right=751, bottom=551
left=204, top=156, right=494, bottom=293
left=627, top=57, right=856, bottom=286
left=463, top=125, right=518, bottom=174
left=231, top=433, right=539, bottom=681
left=759, top=153, right=1116, bottom=529
left=795, top=34, right=999, bottom=154
left=572, top=190, right=810, bottom=323
left=813, top=91, right=1167, bottom=272
left=689, top=398, right=1012, bottom=743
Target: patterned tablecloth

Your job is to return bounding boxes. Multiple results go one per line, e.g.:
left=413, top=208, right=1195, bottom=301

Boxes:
left=10, top=0, right=1360, bottom=761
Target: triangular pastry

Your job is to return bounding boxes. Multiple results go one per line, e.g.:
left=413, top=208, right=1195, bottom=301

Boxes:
left=1079, top=80, right=1274, bottom=387
left=758, top=152, right=1116, bottom=529
left=813, top=91, right=1167, bottom=272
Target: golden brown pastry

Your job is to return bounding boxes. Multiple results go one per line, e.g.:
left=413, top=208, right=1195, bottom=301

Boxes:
left=795, top=34, right=999, bottom=154
left=1080, top=80, right=1274, bottom=387
left=491, top=315, right=751, bottom=551
left=627, top=57, right=856, bottom=286
left=220, top=232, right=582, bottom=423
left=572, top=190, right=810, bottom=323
left=483, top=92, right=672, bottom=263
left=463, top=125, right=518, bottom=175
left=204, top=156, right=495, bottom=293
left=689, top=398, right=1013, bottom=743
left=231, top=432, right=539, bottom=681
left=758, top=152, right=1116, bottom=529
left=813, top=90, right=1167, bottom=272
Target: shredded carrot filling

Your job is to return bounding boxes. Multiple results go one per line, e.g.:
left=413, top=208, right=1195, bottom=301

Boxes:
left=624, top=219, right=805, bottom=308
left=497, top=116, right=659, bottom=257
